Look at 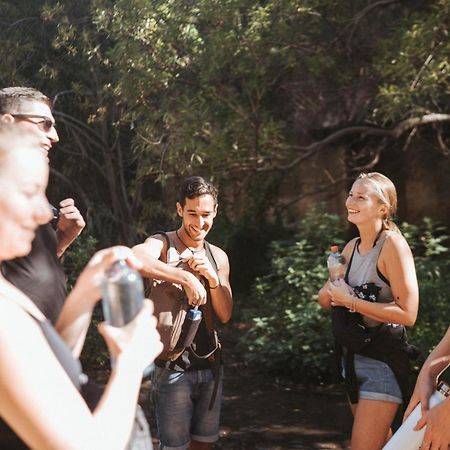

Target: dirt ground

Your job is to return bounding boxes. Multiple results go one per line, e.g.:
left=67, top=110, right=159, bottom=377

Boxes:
left=140, top=322, right=353, bottom=450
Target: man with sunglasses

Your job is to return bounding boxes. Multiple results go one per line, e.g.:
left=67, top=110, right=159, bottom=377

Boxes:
left=0, top=86, right=86, bottom=330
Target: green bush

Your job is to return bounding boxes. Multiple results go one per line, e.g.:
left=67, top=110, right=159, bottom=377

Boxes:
left=240, top=210, right=450, bottom=382
left=239, top=207, right=346, bottom=382
left=401, top=219, right=450, bottom=369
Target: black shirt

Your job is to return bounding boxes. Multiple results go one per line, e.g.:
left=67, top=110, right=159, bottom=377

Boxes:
left=1, top=224, right=67, bottom=324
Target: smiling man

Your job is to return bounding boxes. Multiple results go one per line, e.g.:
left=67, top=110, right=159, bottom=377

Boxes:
left=133, top=176, right=233, bottom=450
left=0, top=87, right=85, bottom=326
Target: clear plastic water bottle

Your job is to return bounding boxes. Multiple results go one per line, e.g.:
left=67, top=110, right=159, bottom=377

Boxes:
left=102, top=258, right=154, bottom=375
left=101, top=259, right=144, bottom=327
left=327, top=245, right=346, bottom=283
left=382, top=381, right=450, bottom=449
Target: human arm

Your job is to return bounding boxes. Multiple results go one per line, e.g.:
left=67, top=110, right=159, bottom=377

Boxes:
left=329, top=233, right=419, bottom=326
left=55, top=198, right=85, bottom=258
left=404, top=326, right=450, bottom=420
left=132, top=235, right=207, bottom=306
left=0, top=297, right=162, bottom=450
left=187, top=244, right=233, bottom=323
left=55, top=247, right=143, bottom=357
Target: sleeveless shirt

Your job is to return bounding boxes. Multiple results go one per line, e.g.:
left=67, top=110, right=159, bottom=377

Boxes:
left=347, top=233, right=393, bottom=327
left=155, top=232, right=219, bottom=372
left=0, top=286, right=86, bottom=449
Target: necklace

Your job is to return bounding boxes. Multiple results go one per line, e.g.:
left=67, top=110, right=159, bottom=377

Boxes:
left=175, top=230, right=204, bottom=254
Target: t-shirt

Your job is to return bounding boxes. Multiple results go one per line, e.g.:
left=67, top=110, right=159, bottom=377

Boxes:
left=1, top=223, right=67, bottom=324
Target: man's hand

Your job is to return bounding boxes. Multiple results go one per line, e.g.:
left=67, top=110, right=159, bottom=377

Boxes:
left=187, top=254, right=219, bottom=288
left=183, top=271, right=207, bottom=307
left=55, top=198, right=85, bottom=257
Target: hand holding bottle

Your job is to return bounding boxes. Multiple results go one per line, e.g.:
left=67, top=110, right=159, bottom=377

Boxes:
left=72, top=246, right=143, bottom=307
left=327, top=279, right=355, bottom=308
left=98, top=300, right=162, bottom=373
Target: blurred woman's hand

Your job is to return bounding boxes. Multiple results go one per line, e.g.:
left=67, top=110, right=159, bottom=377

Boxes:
left=98, top=299, right=162, bottom=371
left=72, top=246, right=143, bottom=305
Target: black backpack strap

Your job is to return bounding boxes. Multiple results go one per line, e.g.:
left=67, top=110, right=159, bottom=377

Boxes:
left=344, top=238, right=359, bottom=284
left=204, top=240, right=218, bottom=273
left=151, top=231, right=171, bottom=261
left=202, top=241, right=222, bottom=410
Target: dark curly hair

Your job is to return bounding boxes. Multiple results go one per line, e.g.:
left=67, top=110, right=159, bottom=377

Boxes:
left=178, top=176, right=218, bottom=206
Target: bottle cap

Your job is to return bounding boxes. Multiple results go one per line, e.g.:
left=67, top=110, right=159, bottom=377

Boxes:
left=330, top=245, right=339, bottom=253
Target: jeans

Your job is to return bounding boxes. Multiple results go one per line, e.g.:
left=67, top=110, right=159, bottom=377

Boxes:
left=354, top=354, right=402, bottom=403
left=151, top=366, right=223, bottom=450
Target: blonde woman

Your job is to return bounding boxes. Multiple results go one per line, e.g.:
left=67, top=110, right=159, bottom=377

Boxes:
left=318, top=172, right=419, bottom=450
left=0, top=124, right=162, bottom=449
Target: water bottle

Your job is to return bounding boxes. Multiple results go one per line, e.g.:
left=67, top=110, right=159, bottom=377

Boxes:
left=382, top=381, right=450, bottom=450
left=101, top=259, right=144, bottom=327
left=327, top=245, right=346, bottom=283
left=101, top=258, right=154, bottom=375
left=176, top=307, right=203, bottom=349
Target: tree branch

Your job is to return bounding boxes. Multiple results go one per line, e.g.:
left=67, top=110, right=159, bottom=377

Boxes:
left=410, top=40, right=443, bottom=90
left=277, top=113, right=450, bottom=171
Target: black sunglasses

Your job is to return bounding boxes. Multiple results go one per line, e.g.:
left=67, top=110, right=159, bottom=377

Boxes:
left=10, top=114, right=55, bottom=132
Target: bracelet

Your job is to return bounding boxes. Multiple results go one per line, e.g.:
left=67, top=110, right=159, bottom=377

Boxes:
left=209, top=281, right=220, bottom=289
left=349, top=295, right=358, bottom=313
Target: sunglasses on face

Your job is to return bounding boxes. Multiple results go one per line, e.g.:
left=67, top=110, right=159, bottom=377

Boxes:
left=10, top=114, right=56, bottom=132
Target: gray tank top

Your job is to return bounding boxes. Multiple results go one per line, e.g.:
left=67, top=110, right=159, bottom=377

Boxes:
left=347, top=232, right=393, bottom=327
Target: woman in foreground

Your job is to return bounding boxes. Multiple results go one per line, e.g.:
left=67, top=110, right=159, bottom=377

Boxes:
left=0, top=123, right=162, bottom=449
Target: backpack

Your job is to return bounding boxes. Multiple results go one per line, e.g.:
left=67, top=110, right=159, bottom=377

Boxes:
left=146, top=232, right=220, bottom=361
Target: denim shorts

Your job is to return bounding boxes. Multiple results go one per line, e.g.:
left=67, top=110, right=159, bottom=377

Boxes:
left=353, top=354, right=402, bottom=404
left=151, top=366, right=223, bottom=450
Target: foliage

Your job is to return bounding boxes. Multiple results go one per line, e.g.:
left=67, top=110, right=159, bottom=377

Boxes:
left=374, top=2, right=450, bottom=123
left=240, top=207, right=346, bottom=381
left=1, top=0, right=449, bottom=248
left=241, top=210, right=450, bottom=381
left=62, top=232, right=100, bottom=288
left=400, top=218, right=450, bottom=366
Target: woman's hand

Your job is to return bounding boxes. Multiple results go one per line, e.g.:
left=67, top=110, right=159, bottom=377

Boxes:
left=328, top=279, right=354, bottom=308
left=414, top=397, right=450, bottom=450
left=72, top=246, right=143, bottom=306
left=98, top=299, right=162, bottom=371
left=404, top=365, right=436, bottom=420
